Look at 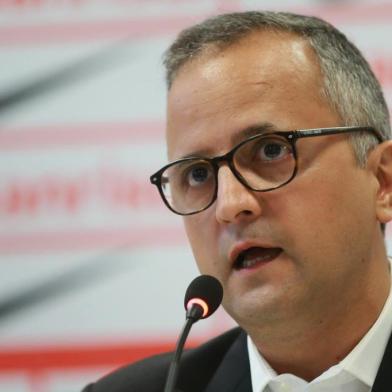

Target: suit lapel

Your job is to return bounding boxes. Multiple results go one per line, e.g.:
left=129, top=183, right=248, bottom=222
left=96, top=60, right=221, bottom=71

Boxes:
left=204, top=331, right=252, bottom=392
left=372, top=331, right=392, bottom=391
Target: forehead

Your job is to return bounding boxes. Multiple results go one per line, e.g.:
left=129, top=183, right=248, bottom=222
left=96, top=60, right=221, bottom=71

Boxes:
left=166, top=30, right=331, bottom=159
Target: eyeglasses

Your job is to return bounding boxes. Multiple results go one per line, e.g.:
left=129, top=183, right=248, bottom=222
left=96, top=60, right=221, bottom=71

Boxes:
left=150, top=126, right=383, bottom=215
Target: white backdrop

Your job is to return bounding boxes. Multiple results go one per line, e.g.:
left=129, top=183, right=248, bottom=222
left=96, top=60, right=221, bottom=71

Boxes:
left=0, top=1, right=391, bottom=391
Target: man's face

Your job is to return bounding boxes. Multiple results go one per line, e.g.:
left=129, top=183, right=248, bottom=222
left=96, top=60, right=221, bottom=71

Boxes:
left=166, top=32, right=380, bottom=332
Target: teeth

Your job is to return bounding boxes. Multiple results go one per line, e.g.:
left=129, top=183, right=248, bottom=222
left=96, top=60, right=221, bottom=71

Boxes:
left=242, top=255, right=268, bottom=268
left=234, top=247, right=282, bottom=270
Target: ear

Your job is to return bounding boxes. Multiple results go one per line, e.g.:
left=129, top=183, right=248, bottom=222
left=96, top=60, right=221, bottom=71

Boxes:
left=371, top=141, right=392, bottom=224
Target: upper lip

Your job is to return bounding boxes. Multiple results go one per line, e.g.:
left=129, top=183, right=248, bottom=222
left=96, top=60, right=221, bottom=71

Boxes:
left=229, top=241, right=278, bottom=266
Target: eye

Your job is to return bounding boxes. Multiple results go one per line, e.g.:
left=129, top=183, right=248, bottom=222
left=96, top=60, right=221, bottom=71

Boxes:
left=184, top=163, right=212, bottom=187
left=258, top=138, right=291, bottom=161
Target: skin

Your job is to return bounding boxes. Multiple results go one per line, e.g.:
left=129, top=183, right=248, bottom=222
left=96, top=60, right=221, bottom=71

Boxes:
left=166, top=31, right=392, bottom=380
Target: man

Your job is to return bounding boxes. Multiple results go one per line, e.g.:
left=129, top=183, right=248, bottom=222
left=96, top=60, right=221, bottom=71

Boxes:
left=83, top=11, right=392, bottom=392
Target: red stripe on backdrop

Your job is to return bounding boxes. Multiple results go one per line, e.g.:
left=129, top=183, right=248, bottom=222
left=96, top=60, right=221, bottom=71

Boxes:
left=0, top=121, right=165, bottom=150
left=294, top=2, right=392, bottom=23
left=0, top=15, right=204, bottom=45
left=1, top=4, right=392, bottom=45
left=0, top=226, right=187, bottom=253
left=0, top=339, right=192, bottom=371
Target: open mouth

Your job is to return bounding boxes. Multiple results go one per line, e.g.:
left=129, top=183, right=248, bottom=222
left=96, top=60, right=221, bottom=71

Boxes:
left=233, top=247, right=283, bottom=270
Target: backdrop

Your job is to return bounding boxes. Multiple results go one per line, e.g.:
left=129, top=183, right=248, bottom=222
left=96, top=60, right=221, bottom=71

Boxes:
left=1, top=1, right=391, bottom=391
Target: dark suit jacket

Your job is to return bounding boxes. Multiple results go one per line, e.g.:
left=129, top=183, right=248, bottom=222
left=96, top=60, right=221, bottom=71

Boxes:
left=82, top=327, right=392, bottom=392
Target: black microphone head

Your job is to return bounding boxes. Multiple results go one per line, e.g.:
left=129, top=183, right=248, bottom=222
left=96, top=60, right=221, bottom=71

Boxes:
left=184, top=275, right=223, bottom=319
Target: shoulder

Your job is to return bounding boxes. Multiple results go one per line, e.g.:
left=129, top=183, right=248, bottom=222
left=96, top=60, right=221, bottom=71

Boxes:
left=82, top=327, right=244, bottom=392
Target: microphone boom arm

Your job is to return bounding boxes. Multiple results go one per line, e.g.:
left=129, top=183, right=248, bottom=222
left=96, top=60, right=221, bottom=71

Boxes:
left=164, top=304, right=203, bottom=392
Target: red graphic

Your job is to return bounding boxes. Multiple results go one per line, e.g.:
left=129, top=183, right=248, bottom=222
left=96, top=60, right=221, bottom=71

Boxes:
left=373, top=55, right=392, bottom=88
left=0, top=15, right=204, bottom=45
left=0, top=226, right=187, bottom=253
left=0, top=170, right=159, bottom=216
left=0, top=339, right=188, bottom=392
left=0, top=3, right=392, bottom=45
left=0, top=121, right=164, bottom=150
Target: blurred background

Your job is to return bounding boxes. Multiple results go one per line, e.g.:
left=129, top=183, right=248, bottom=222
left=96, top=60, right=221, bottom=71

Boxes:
left=0, top=0, right=391, bottom=391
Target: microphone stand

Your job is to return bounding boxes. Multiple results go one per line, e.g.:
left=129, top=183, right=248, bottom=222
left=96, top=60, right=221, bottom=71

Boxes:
left=163, top=304, right=203, bottom=392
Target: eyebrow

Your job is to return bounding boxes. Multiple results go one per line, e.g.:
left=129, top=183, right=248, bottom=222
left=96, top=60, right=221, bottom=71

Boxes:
left=180, top=122, right=278, bottom=159
left=230, top=122, right=277, bottom=145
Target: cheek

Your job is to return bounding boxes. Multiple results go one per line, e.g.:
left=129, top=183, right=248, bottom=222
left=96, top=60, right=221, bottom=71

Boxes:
left=269, top=164, right=374, bottom=260
left=183, top=215, right=219, bottom=274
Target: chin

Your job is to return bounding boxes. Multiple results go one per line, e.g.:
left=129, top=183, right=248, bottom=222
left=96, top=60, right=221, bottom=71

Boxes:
left=224, top=286, right=291, bottom=328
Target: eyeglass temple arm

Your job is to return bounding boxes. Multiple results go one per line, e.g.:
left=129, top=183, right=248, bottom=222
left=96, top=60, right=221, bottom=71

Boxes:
left=292, top=126, right=383, bottom=143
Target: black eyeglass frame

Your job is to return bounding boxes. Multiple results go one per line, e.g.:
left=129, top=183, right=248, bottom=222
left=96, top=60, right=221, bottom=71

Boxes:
left=150, top=126, right=383, bottom=216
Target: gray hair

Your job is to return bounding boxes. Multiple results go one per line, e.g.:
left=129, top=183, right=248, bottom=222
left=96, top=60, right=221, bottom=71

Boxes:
left=163, top=11, right=391, bottom=166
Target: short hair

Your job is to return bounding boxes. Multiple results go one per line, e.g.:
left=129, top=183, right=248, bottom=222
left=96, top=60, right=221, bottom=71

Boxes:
left=163, top=11, right=391, bottom=167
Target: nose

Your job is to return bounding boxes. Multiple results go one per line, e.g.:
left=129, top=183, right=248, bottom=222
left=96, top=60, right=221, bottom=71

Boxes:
left=215, top=165, right=263, bottom=224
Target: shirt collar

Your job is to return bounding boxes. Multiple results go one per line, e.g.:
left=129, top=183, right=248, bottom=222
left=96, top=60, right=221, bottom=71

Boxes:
left=247, top=261, right=392, bottom=392
left=248, top=333, right=276, bottom=392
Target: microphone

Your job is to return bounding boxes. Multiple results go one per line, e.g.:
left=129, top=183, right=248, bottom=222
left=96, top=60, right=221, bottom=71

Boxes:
left=164, top=275, right=223, bottom=392
left=184, top=274, right=223, bottom=321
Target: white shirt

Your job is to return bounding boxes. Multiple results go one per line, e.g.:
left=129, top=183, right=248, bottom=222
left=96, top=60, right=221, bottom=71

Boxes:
left=248, top=271, right=392, bottom=392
